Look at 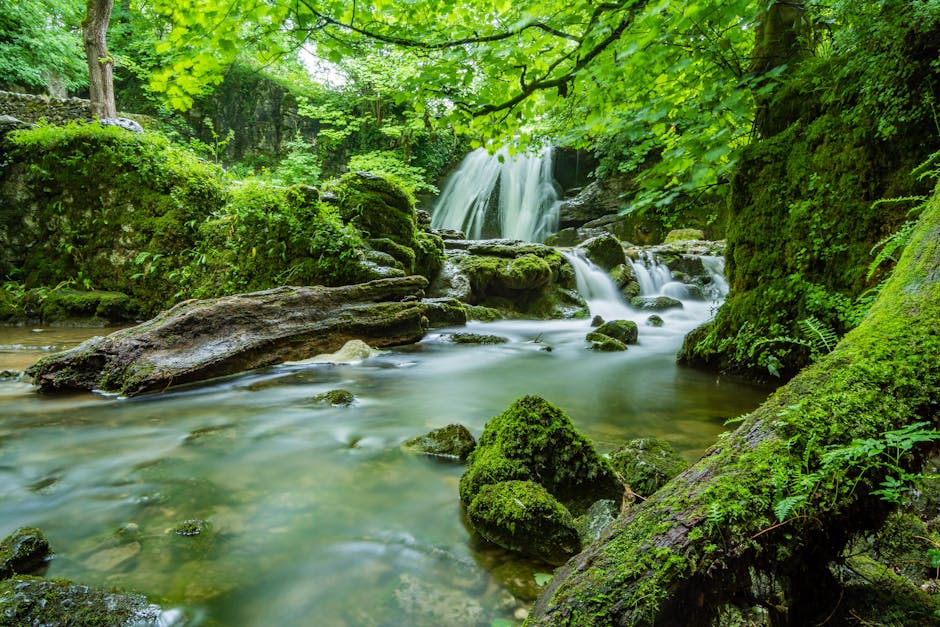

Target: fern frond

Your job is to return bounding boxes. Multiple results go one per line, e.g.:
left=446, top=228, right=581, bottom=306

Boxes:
left=867, top=220, right=918, bottom=280
left=799, top=316, right=840, bottom=357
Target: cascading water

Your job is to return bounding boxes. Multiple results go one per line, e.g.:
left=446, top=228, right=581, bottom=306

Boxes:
left=430, top=147, right=562, bottom=242
left=628, top=251, right=673, bottom=296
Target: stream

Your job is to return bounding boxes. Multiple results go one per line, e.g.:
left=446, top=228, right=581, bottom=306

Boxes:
left=0, top=253, right=771, bottom=626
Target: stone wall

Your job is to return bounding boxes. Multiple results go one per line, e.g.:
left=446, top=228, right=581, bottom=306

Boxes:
left=0, top=91, right=148, bottom=127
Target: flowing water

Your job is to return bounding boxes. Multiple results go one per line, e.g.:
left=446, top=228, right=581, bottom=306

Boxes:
left=430, top=147, right=561, bottom=242
left=0, top=255, right=771, bottom=626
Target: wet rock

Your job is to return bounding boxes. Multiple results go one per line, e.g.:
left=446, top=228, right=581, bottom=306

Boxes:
left=313, top=389, right=356, bottom=406
left=421, top=297, right=468, bottom=328
left=575, top=499, right=619, bottom=544
left=448, top=333, right=508, bottom=345
left=401, top=424, right=477, bottom=462
left=394, top=573, right=486, bottom=627
left=576, top=233, right=626, bottom=271
left=590, top=315, right=604, bottom=327
left=586, top=333, right=627, bottom=352
left=646, top=315, right=665, bottom=327
left=85, top=542, right=141, bottom=572
left=630, top=295, right=684, bottom=311
left=0, top=575, right=165, bottom=625
left=435, top=228, right=466, bottom=241
left=284, top=339, right=380, bottom=365
left=610, top=263, right=641, bottom=299
left=609, top=437, right=689, bottom=498
left=0, top=527, right=51, bottom=579
left=37, top=289, right=141, bottom=327
left=491, top=559, right=549, bottom=602
left=28, top=276, right=433, bottom=396
left=466, top=480, right=581, bottom=565
left=173, top=519, right=209, bottom=537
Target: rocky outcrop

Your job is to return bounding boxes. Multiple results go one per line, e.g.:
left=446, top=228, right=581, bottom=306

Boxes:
left=430, top=239, right=585, bottom=319
left=402, top=424, right=477, bottom=462
left=27, top=276, right=445, bottom=396
left=0, top=528, right=51, bottom=579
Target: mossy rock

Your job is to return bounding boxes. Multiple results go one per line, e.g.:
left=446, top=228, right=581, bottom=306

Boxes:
left=466, top=480, right=581, bottom=565
left=463, top=305, right=504, bottom=322
left=0, top=527, right=51, bottom=580
left=630, top=295, right=683, bottom=311
left=646, top=315, right=665, bottom=327
left=402, top=423, right=477, bottom=462
left=575, top=499, right=619, bottom=544
left=313, top=389, right=356, bottom=406
left=327, top=171, right=418, bottom=248
left=576, top=233, right=626, bottom=271
left=585, top=333, right=627, bottom=352
left=594, top=320, right=638, bottom=345
left=38, top=289, right=141, bottom=326
left=459, top=396, right=623, bottom=516
left=608, top=437, right=689, bottom=498
left=0, top=575, right=163, bottom=625
left=664, top=228, right=705, bottom=243
left=610, top=263, right=641, bottom=299
left=369, top=237, right=416, bottom=273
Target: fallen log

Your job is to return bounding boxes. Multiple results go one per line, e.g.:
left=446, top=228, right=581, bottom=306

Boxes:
left=528, top=189, right=940, bottom=624
left=27, top=276, right=446, bottom=396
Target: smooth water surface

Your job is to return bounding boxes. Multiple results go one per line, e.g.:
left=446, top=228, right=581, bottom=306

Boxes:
left=0, top=304, right=770, bottom=625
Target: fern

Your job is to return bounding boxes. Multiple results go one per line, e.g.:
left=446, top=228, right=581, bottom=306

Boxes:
left=867, top=219, right=919, bottom=280
left=799, top=316, right=840, bottom=358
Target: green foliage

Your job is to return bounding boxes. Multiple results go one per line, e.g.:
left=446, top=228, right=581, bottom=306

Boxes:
left=0, top=0, right=87, bottom=92
left=268, top=135, right=322, bottom=186
left=346, top=150, right=436, bottom=196
left=181, top=180, right=367, bottom=298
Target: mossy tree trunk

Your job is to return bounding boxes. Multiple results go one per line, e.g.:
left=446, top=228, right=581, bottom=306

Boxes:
left=528, top=185, right=940, bottom=624
left=83, top=0, right=116, bottom=119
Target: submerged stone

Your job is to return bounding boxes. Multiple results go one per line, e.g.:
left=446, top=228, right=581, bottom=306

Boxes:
left=448, top=332, right=508, bottom=345
left=402, top=424, right=477, bottom=462
left=0, top=527, right=51, bottom=580
left=466, top=480, right=581, bottom=566
left=313, top=389, right=356, bottom=406
left=0, top=575, right=164, bottom=625
left=609, top=437, right=689, bottom=498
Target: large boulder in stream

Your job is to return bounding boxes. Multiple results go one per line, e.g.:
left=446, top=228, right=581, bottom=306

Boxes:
left=27, top=276, right=450, bottom=396
left=459, top=396, right=623, bottom=563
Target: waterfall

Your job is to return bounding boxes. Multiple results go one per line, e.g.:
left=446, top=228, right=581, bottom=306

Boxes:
left=699, top=256, right=729, bottom=300
left=430, top=147, right=561, bottom=242
left=628, top=252, right=673, bottom=295
left=561, top=251, right=632, bottom=320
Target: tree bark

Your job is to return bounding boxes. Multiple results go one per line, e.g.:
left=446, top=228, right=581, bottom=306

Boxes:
left=528, top=186, right=940, bottom=624
left=83, top=0, right=116, bottom=118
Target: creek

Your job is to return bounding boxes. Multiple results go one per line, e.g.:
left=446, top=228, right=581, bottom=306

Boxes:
left=0, top=152, right=770, bottom=626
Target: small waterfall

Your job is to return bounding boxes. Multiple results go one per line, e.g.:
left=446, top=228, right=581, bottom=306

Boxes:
left=699, top=256, right=729, bottom=300
left=628, top=252, right=673, bottom=296
left=561, top=251, right=631, bottom=320
left=431, top=147, right=561, bottom=242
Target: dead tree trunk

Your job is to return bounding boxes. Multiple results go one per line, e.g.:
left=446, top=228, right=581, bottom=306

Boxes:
left=529, top=186, right=940, bottom=624
left=83, top=0, right=116, bottom=118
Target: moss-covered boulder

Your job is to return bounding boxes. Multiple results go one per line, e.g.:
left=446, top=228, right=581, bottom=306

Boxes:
left=0, top=122, right=227, bottom=315
left=585, top=333, right=627, bottom=352
left=664, top=228, right=705, bottom=243
left=433, top=242, right=583, bottom=319
left=608, top=437, right=689, bottom=498
left=0, top=527, right=51, bottom=580
left=610, top=263, right=641, bottom=299
left=576, top=233, right=626, bottom=271
left=313, top=389, right=356, bottom=406
left=0, top=576, right=164, bottom=625
left=466, top=480, right=581, bottom=565
left=594, top=320, right=639, bottom=345
left=459, top=396, right=622, bottom=516
left=402, top=424, right=477, bottom=462
left=448, top=333, right=508, bottom=345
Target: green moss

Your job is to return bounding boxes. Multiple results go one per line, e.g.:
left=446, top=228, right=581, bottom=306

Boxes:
left=37, top=289, right=141, bottom=326
left=401, top=423, right=477, bottom=462
left=449, top=333, right=508, bottom=345
left=663, top=229, right=705, bottom=243
left=313, top=389, right=356, bottom=406
left=463, top=305, right=504, bottom=321
left=325, top=171, right=418, bottom=247
left=459, top=396, right=623, bottom=516
left=585, top=333, right=627, bottom=352
left=467, top=480, right=581, bottom=565
left=0, top=527, right=51, bottom=580
left=594, top=320, right=639, bottom=345
left=0, top=576, right=161, bottom=625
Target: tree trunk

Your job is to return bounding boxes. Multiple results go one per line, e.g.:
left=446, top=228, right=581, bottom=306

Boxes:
left=528, top=185, right=940, bottom=624
left=83, top=0, right=116, bottom=118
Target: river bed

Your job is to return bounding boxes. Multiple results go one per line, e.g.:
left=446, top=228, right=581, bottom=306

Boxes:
left=0, top=295, right=771, bottom=625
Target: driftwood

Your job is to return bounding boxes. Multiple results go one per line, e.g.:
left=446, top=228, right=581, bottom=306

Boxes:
left=528, top=190, right=940, bottom=624
left=27, top=276, right=454, bottom=396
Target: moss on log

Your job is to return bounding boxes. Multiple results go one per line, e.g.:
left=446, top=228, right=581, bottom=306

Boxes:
left=528, top=186, right=940, bottom=624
